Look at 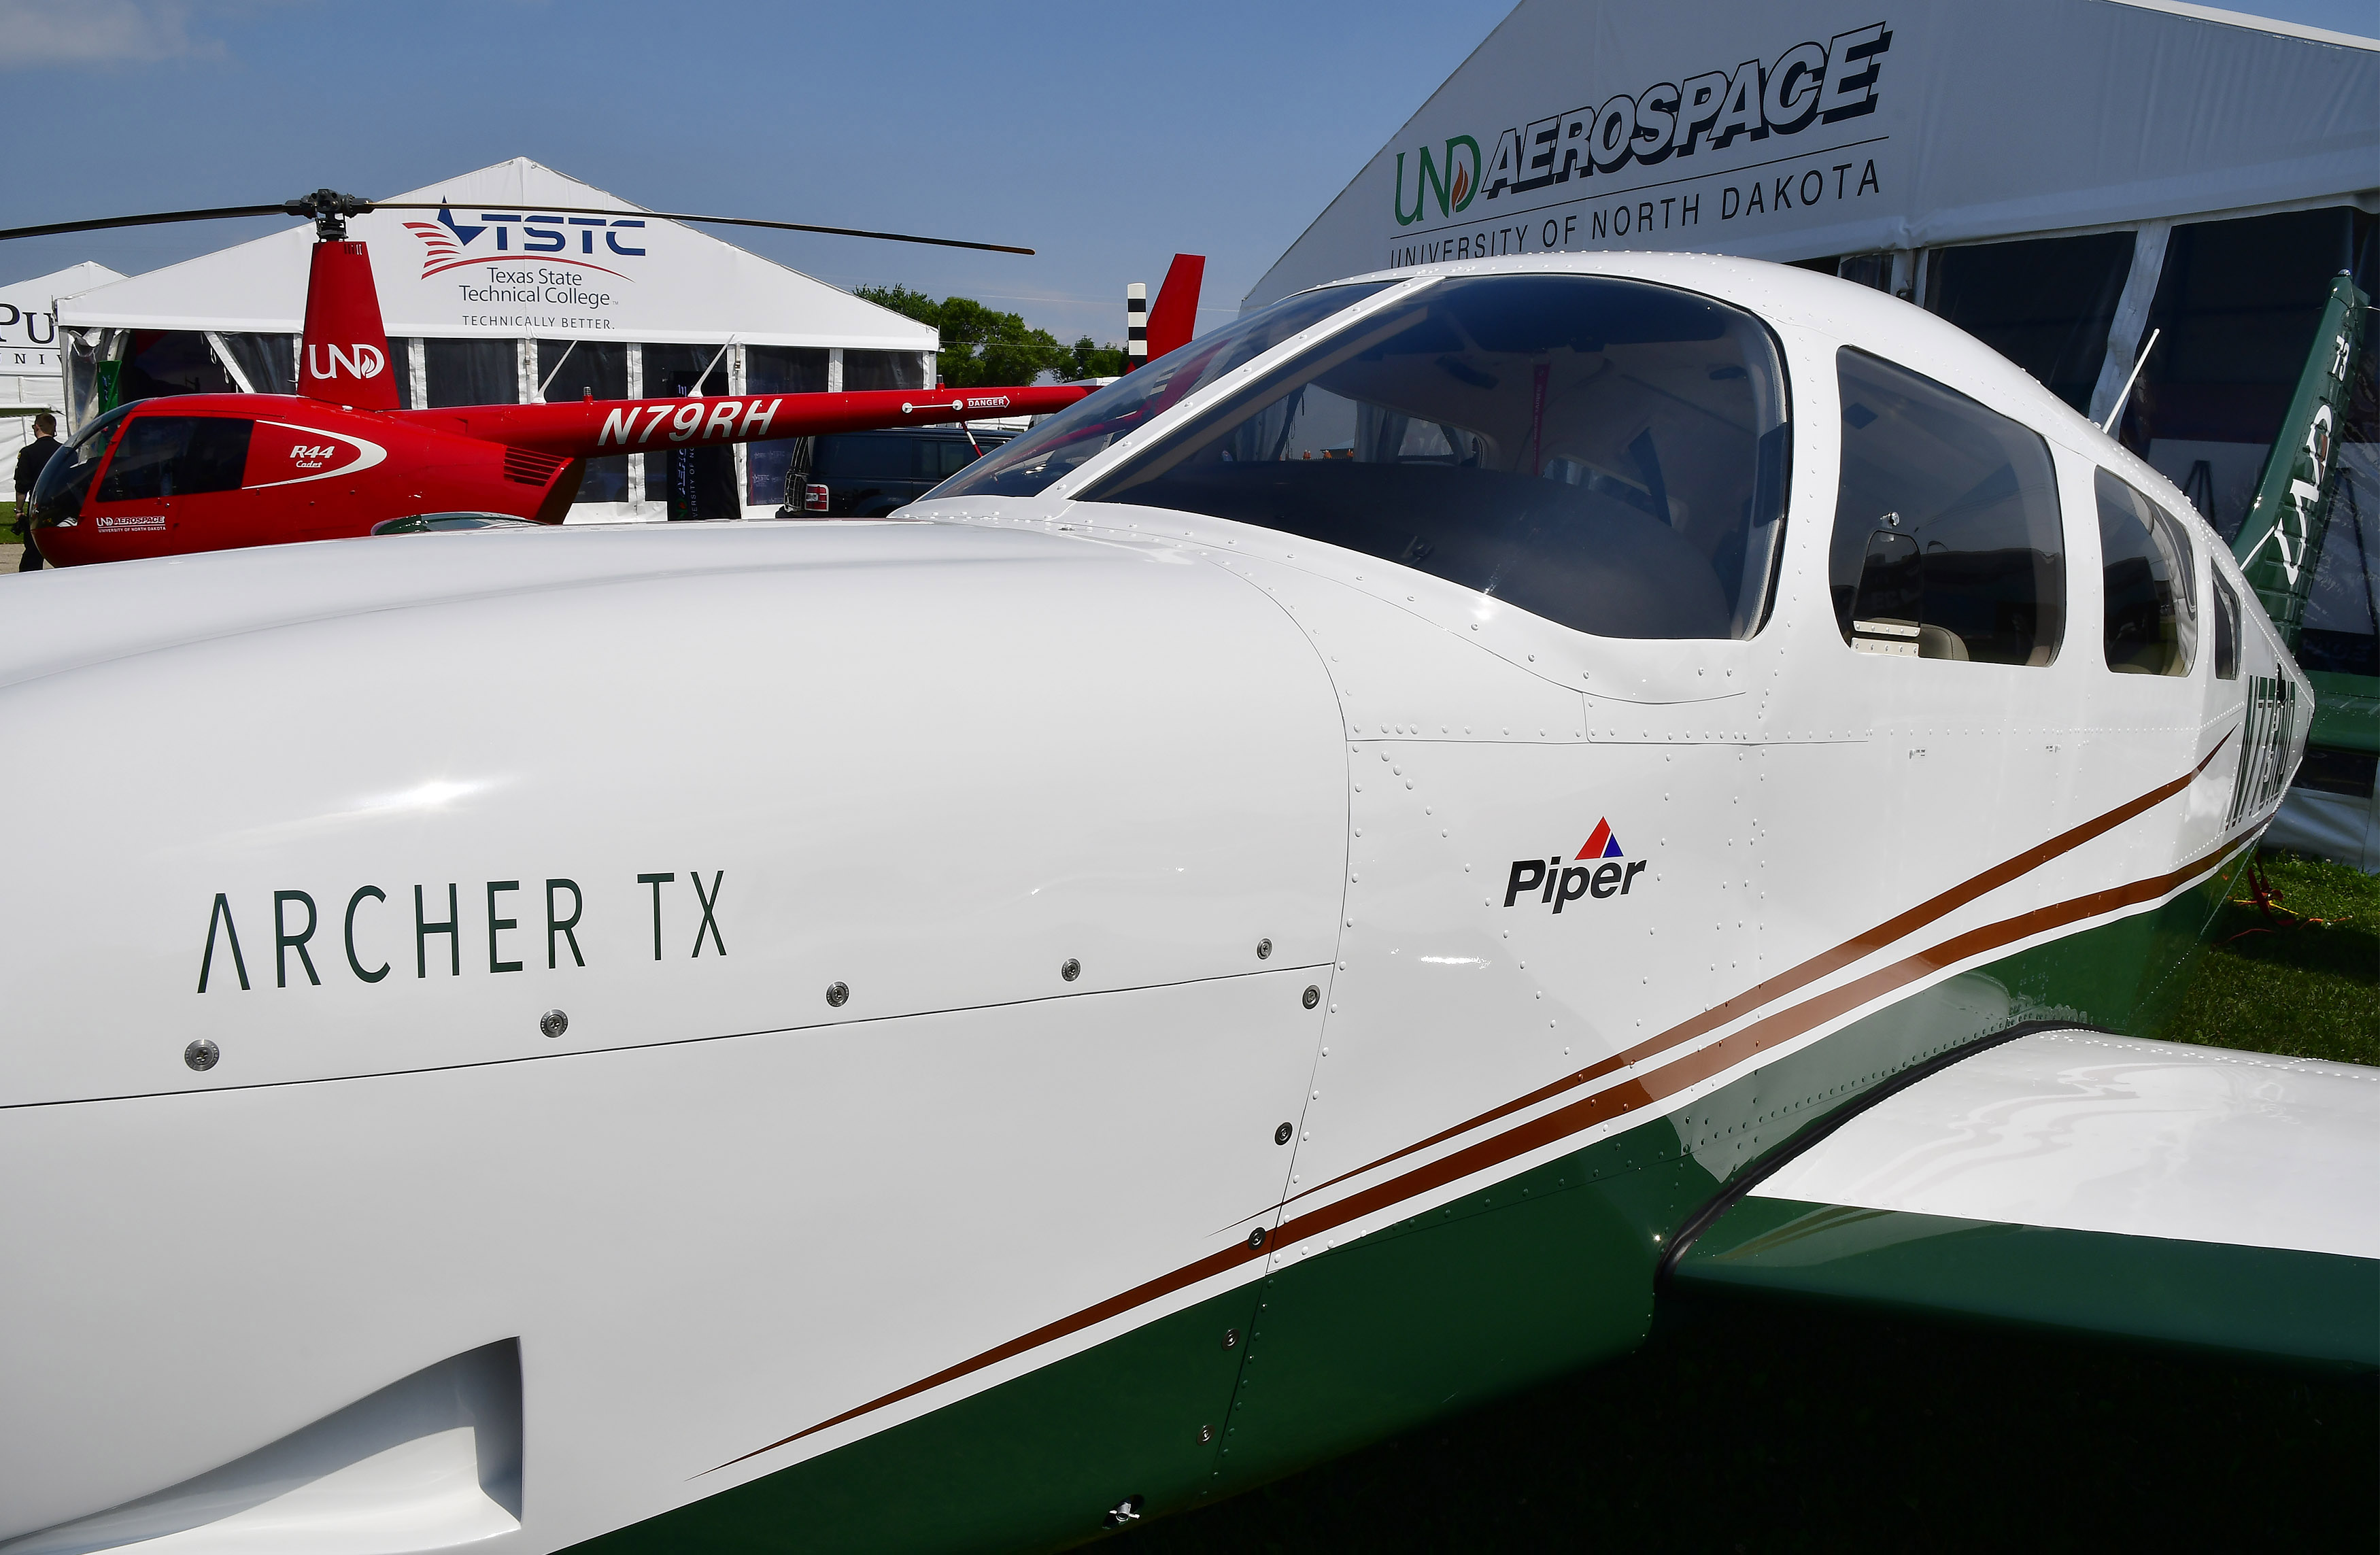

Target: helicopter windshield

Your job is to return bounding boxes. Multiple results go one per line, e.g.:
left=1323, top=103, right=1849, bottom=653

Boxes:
left=30, top=405, right=133, bottom=527
left=927, top=281, right=1397, bottom=500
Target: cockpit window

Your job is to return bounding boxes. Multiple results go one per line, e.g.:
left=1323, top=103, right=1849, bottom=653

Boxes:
left=1073, top=274, right=1791, bottom=640
left=96, top=415, right=253, bottom=502
left=927, top=281, right=1395, bottom=500
left=63, top=407, right=131, bottom=462
left=2096, top=468, right=2196, bottom=677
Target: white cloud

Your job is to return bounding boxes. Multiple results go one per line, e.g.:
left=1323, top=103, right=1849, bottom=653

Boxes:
left=0, top=0, right=226, bottom=67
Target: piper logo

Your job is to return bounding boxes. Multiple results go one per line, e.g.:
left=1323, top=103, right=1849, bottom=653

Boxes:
left=1504, top=819, right=1648, bottom=912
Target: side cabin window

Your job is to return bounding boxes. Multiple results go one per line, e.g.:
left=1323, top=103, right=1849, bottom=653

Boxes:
left=95, top=415, right=254, bottom=502
left=2096, top=469, right=2197, bottom=676
left=1077, top=275, right=1792, bottom=640
left=1831, top=348, right=2064, bottom=664
left=2211, top=572, right=2242, bottom=681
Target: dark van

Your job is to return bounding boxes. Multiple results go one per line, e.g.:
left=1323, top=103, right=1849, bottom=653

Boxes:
left=779, top=427, right=1015, bottom=517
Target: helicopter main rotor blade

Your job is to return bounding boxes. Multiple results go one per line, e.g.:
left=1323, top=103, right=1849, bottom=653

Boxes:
left=0, top=199, right=1034, bottom=256
left=367, top=203, right=1034, bottom=255
left=0, top=204, right=296, bottom=242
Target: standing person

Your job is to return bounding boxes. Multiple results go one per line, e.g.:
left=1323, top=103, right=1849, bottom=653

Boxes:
left=13, top=412, right=61, bottom=571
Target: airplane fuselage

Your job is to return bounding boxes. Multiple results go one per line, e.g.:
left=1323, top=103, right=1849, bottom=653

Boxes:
left=0, top=255, right=2308, bottom=1554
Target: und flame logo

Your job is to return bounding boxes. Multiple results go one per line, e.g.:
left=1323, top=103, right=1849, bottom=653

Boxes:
left=305, top=343, right=384, bottom=383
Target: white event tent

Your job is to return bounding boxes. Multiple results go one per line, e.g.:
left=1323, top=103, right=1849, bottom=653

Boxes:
left=1252, top=0, right=2376, bottom=318
left=55, top=158, right=938, bottom=519
left=0, top=262, right=122, bottom=472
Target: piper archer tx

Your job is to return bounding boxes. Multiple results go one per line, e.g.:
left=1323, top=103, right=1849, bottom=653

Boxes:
left=5, top=190, right=1159, bottom=563
left=0, top=252, right=2370, bottom=1555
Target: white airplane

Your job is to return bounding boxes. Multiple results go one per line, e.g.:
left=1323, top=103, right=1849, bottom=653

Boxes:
left=2, top=253, right=2370, bottom=1555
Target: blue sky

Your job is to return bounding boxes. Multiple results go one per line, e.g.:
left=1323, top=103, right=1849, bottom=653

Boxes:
left=2, top=0, right=2371, bottom=345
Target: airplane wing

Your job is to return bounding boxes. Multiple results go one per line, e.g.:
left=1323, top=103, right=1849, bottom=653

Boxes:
left=1662, top=1028, right=2379, bottom=1367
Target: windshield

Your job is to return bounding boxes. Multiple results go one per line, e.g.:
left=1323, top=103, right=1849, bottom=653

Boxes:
left=31, top=406, right=132, bottom=525
left=1077, top=274, right=1791, bottom=640
left=926, top=281, right=1397, bottom=500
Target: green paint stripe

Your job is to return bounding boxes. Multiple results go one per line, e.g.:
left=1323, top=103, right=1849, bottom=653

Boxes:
left=568, top=896, right=2306, bottom=1552
left=1675, top=1196, right=2380, bottom=1368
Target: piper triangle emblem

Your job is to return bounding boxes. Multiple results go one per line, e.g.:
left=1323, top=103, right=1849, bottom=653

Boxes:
left=1577, top=819, right=1624, bottom=860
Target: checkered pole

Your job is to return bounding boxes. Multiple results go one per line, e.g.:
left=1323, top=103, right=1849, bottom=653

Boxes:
left=1125, top=282, right=1148, bottom=371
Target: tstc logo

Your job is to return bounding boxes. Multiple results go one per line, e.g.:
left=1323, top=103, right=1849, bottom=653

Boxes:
left=1503, top=819, right=1649, bottom=913
left=403, top=205, right=647, bottom=280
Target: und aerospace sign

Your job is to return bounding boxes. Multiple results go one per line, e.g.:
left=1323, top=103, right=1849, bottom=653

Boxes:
left=1249, top=0, right=2380, bottom=309
left=1384, top=22, right=1892, bottom=271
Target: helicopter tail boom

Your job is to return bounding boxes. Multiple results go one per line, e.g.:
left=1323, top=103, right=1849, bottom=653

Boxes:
left=390, top=384, right=1095, bottom=463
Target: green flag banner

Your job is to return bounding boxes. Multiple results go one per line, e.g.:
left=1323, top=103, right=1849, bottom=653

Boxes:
left=2234, top=271, right=2368, bottom=650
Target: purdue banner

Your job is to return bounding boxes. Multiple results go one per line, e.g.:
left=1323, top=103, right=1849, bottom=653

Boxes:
left=1250, top=0, right=2379, bottom=305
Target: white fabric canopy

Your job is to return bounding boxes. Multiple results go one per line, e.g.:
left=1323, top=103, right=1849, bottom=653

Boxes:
left=1, top=262, right=122, bottom=388
left=1, top=262, right=122, bottom=325
left=58, top=158, right=935, bottom=352
left=1, top=263, right=121, bottom=466
left=1249, top=0, right=2380, bottom=306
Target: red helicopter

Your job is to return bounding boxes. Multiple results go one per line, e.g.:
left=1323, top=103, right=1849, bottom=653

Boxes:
left=10, top=191, right=1204, bottom=565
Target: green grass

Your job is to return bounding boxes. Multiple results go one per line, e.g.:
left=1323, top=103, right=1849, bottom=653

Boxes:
left=2149, top=849, right=2380, bottom=1067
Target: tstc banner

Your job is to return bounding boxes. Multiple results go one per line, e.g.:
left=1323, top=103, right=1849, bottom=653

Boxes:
left=387, top=203, right=648, bottom=337
left=57, top=161, right=934, bottom=353
left=1386, top=22, right=1890, bottom=269
left=1248, top=0, right=2379, bottom=305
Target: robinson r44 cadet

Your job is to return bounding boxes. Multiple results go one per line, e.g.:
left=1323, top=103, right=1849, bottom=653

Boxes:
left=4, top=190, right=1208, bottom=562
